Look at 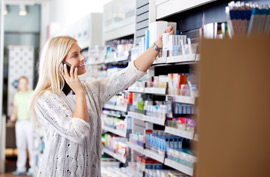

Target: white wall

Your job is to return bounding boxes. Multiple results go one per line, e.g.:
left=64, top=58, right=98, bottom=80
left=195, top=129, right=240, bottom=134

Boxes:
left=40, top=0, right=111, bottom=48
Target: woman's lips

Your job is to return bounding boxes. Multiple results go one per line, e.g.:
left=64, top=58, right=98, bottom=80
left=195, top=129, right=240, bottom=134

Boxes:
left=78, top=64, right=85, bottom=69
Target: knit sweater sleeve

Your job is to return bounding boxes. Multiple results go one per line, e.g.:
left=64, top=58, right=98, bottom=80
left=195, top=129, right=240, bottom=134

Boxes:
left=84, top=60, right=146, bottom=107
left=34, top=93, right=90, bottom=143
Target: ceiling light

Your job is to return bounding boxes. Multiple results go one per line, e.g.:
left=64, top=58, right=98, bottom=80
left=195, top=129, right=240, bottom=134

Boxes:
left=18, top=4, right=27, bottom=16
left=3, top=5, right=8, bottom=15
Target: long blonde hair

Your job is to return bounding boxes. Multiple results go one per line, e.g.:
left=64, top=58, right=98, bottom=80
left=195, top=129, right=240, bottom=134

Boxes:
left=29, top=36, right=77, bottom=125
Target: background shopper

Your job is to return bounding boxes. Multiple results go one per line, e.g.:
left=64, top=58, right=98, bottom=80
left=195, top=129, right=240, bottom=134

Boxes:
left=10, top=76, right=34, bottom=176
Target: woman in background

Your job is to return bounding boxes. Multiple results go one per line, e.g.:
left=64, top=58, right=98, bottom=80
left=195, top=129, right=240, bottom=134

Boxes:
left=11, top=76, right=34, bottom=176
left=30, top=26, right=174, bottom=177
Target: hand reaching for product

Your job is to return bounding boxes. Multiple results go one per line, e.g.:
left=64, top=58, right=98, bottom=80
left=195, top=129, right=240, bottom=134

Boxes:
left=155, top=26, right=175, bottom=48
left=62, top=64, right=84, bottom=94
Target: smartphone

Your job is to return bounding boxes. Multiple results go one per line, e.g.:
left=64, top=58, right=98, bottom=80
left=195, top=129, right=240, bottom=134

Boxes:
left=62, top=61, right=73, bottom=74
left=61, top=61, right=73, bottom=95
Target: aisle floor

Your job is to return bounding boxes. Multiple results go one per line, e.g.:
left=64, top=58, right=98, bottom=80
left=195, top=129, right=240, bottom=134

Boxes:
left=1, top=149, right=29, bottom=177
left=0, top=173, right=28, bottom=177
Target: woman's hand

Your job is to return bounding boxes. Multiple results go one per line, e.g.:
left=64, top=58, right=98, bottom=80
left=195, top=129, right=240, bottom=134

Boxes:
left=155, top=26, right=175, bottom=49
left=10, top=114, right=16, bottom=122
left=63, top=64, right=84, bottom=94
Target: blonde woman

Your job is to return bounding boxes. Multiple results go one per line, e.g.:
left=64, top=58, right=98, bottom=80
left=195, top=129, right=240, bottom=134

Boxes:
left=11, top=76, right=34, bottom=176
left=30, top=26, right=174, bottom=177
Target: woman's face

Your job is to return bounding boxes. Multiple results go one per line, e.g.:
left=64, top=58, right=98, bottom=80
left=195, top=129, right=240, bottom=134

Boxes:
left=64, top=42, right=86, bottom=75
left=18, top=78, right=28, bottom=92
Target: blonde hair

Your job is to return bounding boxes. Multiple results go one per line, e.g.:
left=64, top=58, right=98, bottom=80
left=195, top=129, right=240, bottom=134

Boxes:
left=29, top=36, right=77, bottom=126
left=17, top=76, right=29, bottom=92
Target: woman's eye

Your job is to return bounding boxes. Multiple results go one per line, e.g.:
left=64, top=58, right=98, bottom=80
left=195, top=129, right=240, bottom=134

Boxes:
left=72, top=54, right=79, bottom=58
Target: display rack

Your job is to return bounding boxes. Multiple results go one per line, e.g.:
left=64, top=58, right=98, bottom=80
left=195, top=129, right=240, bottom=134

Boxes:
left=128, top=167, right=144, bottom=177
left=103, top=125, right=128, bottom=138
left=164, top=158, right=194, bottom=176
left=128, top=112, right=166, bottom=126
left=103, top=104, right=128, bottom=112
left=143, top=149, right=165, bottom=163
left=99, top=0, right=220, bottom=175
left=103, top=148, right=127, bottom=163
left=171, top=95, right=195, bottom=105
left=144, top=87, right=166, bottom=95
left=128, top=142, right=144, bottom=154
left=164, top=126, right=194, bottom=140
left=154, top=0, right=215, bottom=19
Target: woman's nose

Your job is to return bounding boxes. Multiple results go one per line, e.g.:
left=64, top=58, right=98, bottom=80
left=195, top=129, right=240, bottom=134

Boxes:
left=80, top=54, right=85, bottom=61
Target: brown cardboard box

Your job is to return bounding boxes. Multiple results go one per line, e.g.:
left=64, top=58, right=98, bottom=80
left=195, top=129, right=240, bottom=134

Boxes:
left=197, top=37, right=270, bottom=177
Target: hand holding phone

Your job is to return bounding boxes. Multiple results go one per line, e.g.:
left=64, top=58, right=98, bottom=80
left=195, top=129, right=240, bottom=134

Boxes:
left=62, top=61, right=84, bottom=95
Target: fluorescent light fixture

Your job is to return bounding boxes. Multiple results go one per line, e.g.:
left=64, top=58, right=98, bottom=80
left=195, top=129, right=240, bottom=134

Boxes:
left=18, top=4, right=27, bottom=16
left=3, top=5, right=8, bottom=15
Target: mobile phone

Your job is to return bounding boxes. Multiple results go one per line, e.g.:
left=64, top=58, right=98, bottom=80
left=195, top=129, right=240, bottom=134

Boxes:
left=61, top=61, right=73, bottom=95
left=62, top=61, right=73, bottom=74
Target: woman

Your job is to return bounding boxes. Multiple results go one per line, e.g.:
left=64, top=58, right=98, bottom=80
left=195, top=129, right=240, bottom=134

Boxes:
left=30, top=26, right=174, bottom=177
left=11, top=76, right=34, bottom=176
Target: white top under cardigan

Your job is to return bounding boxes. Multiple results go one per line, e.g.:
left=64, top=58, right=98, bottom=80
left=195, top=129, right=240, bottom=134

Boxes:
left=34, top=61, right=145, bottom=177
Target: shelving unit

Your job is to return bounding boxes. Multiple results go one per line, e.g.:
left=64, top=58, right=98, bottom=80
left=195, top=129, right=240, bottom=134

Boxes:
left=128, top=112, right=166, bottom=126
left=143, top=149, right=165, bottom=163
left=128, top=143, right=165, bottom=164
left=103, top=147, right=127, bottom=163
left=154, top=0, right=215, bottom=19
left=103, top=104, right=128, bottom=112
left=144, top=87, right=166, bottom=95
left=164, top=158, right=194, bottom=176
left=172, top=95, right=195, bottom=104
left=128, top=142, right=144, bottom=153
left=164, top=126, right=194, bottom=140
left=99, top=0, right=211, bottom=175
left=127, top=167, right=144, bottom=177
left=103, top=125, right=128, bottom=137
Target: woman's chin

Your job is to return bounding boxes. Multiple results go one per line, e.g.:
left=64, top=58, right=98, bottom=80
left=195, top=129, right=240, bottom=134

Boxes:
left=78, top=69, right=86, bottom=75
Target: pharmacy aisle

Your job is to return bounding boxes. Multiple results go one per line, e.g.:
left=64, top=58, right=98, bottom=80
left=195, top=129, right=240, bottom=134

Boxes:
left=0, top=0, right=269, bottom=177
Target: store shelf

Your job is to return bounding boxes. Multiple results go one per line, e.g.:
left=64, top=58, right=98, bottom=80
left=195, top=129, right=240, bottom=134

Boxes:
left=167, top=95, right=195, bottom=104
left=89, top=61, right=105, bottom=65
left=103, top=112, right=122, bottom=118
left=114, top=105, right=128, bottom=112
left=128, top=112, right=166, bottom=126
left=144, top=87, right=166, bottom=95
left=89, top=57, right=129, bottom=66
left=104, top=23, right=135, bottom=42
left=103, top=104, right=128, bottom=112
left=128, top=142, right=144, bottom=154
left=128, top=87, right=145, bottom=93
left=103, top=147, right=127, bottom=163
left=103, top=126, right=128, bottom=137
left=155, top=0, right=215, bottom=19
left=103, top=104, right=115, bottom=110
left=128, top=112, right=143, bottom=119
left=143, top=149, right=165, bottom=163
left=166, top=54, right=196, bottom=63
left=144, top=115, right=166, bottom=126
left=127, top=167, right=143, bottom=177
left=153, top=57, right=167, bottom=64
left=164, top=127, right=194, bottom=140
left=164, top=158, right=194, bottom=176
